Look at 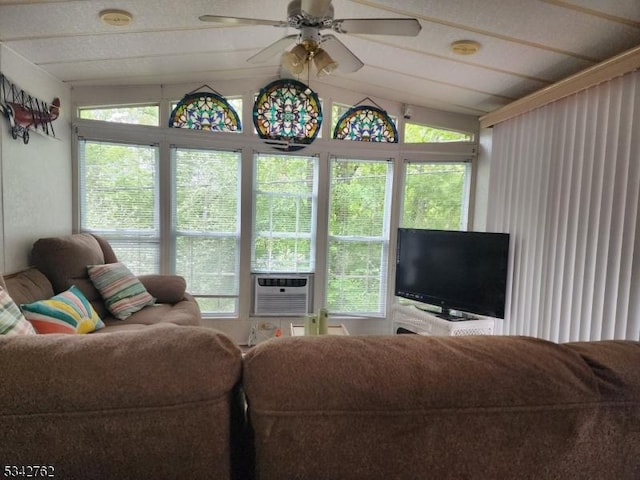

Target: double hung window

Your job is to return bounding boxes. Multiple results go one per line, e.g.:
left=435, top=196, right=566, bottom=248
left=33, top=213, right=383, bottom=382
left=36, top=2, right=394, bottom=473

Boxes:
left=327, top=157, right=393, bottom=315
left=173, top=147, right=241, bottom=314
left=78, top=140, right=160, bottom=274
left=252, top=153, right=318, bottom=273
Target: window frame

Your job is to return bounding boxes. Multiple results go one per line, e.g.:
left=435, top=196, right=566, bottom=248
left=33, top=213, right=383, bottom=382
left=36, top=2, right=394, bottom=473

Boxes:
left=73, top=92, right=478, bottom=321
left=77, top=138, right=161, bottom=275
left=171, top=145, right=242, bottom=315
left=326, top=156, right=394, bottom=316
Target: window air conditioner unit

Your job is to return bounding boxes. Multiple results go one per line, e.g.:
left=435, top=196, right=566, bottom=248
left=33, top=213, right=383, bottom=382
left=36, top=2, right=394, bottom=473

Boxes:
left=253, top=274, right=311, bottom=316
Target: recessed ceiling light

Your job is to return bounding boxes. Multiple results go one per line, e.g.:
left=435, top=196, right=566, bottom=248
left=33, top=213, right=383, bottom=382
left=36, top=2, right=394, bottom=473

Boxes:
left=100, top=9, right=133, bottom=27
left=450, top=40, right=481, bottom=55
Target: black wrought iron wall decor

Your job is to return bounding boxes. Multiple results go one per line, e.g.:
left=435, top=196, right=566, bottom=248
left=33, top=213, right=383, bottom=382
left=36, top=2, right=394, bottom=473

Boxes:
left=0, top=73, right=60, bottom=144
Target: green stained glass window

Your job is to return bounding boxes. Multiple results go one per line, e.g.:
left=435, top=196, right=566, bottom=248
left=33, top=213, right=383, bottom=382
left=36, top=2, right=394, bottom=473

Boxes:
left=169, top=92, right=241, bottom=132
left=333, top=105, right=398, bottom=143
left=253, top=79, right=322, bottom=151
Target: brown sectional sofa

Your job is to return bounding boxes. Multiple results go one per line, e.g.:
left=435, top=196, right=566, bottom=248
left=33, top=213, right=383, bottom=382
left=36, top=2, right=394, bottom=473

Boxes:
left=5, top=233, right=201, bottom=331
left=1, top=233, right=639, bottom=478
left=0, top=330, right=638, bottom=479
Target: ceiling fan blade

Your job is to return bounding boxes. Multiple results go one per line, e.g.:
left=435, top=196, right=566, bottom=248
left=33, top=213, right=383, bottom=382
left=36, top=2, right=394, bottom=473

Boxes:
left=301, top=0, right=332, bottom=18
left=248, top=34, right=298, bottom=63
left=332, top=18, right=421, bottom=36
left=319, top=35, right=364, bottom=74
left=198, top=15, right=287, bottom=27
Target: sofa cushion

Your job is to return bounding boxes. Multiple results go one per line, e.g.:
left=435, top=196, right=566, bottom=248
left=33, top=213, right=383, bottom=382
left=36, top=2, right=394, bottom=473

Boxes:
left=21, top=285, right=105, bottom=334
left=88, top=262, right=155, bottom=320
left=32, top=233, right=107, bottom=316
left=97, top=295, right=202, bottom=331
left=243, top=335, right=640, bottom=480
left=2, top=268, right=54, bottom=307
left=0, top=288, right=36, bottom=336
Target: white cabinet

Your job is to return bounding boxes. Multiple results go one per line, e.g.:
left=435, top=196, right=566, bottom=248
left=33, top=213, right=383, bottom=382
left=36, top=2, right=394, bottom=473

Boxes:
left=391, top=303, right=495, bottom=336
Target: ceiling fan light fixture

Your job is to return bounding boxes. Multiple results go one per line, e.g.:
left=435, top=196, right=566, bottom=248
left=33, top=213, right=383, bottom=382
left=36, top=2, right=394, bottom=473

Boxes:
left=282, top=52, right=305, bottom=75
left=282, top=43, right=308, bottom=75
left=314, top=49, right=338, bottom=77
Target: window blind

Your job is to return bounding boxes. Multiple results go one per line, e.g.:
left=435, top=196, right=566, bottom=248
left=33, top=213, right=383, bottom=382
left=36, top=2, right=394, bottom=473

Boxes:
left=327, top=157, right=393, bottom=315
left=78, top=139, right=160, bottom=274
left=173, top=147, right=241, bottom=314
left=252, top=153, right=318, bottom=273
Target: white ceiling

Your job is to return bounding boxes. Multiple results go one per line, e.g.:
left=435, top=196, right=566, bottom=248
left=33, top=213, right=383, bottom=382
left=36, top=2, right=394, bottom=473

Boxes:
left=0, top=0, right=639, bottom=116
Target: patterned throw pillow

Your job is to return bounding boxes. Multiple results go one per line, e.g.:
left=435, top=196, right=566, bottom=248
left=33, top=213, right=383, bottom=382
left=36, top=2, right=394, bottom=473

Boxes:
left=21, top=285, right=105, bottom=334
left=0, top=288, right=37, bottom=336
left=87, top=262, right=155, bottom=320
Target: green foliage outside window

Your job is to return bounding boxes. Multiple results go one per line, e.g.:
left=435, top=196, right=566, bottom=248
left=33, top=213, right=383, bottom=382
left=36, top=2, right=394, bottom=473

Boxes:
left=79, top=105, right=159, bottom=126
left=80, top=141, right=159, bottom=274
left=328, top=159, right=391, bottom=314
left=402, top=163, right=467, bottom=230
left=253, top=154, right=316, bottom=273
left=174, top=148, right=241, bottom=314
left=404, top=123, right=472, bottom=143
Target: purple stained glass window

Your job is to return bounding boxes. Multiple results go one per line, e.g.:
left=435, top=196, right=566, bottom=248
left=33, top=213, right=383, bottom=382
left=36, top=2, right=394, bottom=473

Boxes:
left=253, top=79, right=322, bottom=151
left=169, top=92, right=241, bottom=132
left=333, top=105, right=398, bottom=143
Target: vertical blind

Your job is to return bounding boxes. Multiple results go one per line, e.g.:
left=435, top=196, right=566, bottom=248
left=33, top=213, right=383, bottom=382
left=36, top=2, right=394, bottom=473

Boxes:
left=487, top=70, right=640, bottom=342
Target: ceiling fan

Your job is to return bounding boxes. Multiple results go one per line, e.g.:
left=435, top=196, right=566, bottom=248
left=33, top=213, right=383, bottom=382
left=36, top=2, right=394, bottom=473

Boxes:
left=199, top=0, right=421, bottom=77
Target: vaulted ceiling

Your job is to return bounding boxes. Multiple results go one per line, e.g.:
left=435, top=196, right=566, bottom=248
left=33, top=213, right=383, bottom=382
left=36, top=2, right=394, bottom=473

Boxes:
left=0, top=0, right=639, bottom=116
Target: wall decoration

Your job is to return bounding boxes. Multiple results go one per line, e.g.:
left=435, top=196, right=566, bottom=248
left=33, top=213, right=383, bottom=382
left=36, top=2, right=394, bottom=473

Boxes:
left=253, top=78, right=322, bottom=152
left=0, top=73, right=60, bottom=144
left=169, top=85, right=241, bottom=132
left=333, top=99, right=397, bottom=143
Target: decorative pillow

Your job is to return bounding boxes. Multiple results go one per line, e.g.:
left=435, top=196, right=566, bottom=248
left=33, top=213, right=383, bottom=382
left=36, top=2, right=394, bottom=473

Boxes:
left=87, top=262, right=155, bottom=320
left=21, top=285, right=104, bottom=334
left=0, top=288, right=36, bottom=336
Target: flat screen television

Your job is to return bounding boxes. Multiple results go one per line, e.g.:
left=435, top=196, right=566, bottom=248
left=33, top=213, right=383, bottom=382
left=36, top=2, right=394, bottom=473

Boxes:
left=395, top=228, right=510, bottom=320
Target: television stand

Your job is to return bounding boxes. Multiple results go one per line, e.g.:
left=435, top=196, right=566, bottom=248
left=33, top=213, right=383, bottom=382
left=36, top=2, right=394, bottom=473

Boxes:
left=414, top=304, right=478, bottom=322
left=436, top=313, right=465, bottom=322
left=392, top=303, right=495, bottom=336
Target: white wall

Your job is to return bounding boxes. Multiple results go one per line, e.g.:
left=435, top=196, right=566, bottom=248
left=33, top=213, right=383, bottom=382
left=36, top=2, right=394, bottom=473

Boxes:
left=0, top=45, right=72, bottom=273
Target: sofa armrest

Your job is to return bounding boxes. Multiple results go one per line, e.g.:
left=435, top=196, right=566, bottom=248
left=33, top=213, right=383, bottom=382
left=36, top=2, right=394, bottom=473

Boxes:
left=137, top=274, right=187, bottom=303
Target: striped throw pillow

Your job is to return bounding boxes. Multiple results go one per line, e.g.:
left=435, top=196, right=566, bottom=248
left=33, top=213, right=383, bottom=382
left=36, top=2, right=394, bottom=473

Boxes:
left=87, top=262, right=155, bottom=320
left=0, top=288, right=36, bottom=336
left=21, top=285, right=105, bottom=334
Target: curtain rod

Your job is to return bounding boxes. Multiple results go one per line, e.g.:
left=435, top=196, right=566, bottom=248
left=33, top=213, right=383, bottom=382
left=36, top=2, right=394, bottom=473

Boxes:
left=480, top=44, right=640, bottom=128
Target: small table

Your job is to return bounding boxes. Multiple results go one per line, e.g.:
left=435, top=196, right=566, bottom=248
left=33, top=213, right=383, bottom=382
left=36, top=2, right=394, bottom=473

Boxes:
left=290, top=323, right=350, bottom=336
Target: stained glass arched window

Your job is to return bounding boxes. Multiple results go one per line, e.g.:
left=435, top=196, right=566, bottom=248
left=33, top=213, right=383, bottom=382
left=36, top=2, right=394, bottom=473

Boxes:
left=333, top=105, right=398, bottom=143
left=253, top=79, right=322, bottom=151
left=169, top=91, right=241, bottom=132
